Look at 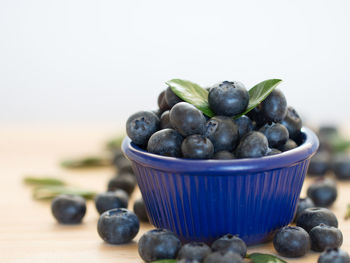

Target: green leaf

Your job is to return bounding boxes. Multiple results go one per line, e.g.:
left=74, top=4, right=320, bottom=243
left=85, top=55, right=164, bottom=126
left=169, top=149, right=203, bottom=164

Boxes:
left=106, top=134, right=125, bottom=151
left=248, top=253, right=287, bottom=263
left=61, top=156, right=111, bottom=169
left=23, top=176, right=66, bottom=186
left=32, top=185, right=96, bottom=200
left=345, top=204, right=350, bottom=220
left=150, top=260, right=177, bottom=263
left=166, top=79, right=215, bottom=117
left=238, top=79, right=283, bottom=118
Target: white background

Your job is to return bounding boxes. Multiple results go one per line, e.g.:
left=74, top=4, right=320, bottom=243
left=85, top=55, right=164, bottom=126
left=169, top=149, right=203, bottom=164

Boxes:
left=0, top=0, right=349, bottom=126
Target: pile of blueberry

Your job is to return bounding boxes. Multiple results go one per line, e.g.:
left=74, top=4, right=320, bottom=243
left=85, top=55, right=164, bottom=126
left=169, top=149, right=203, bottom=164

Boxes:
left=126, top=81, right=303, bottom=159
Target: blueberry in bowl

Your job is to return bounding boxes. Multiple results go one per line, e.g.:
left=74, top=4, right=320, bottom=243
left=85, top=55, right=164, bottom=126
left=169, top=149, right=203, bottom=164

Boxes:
left=122, top=78, right=319, bottom=245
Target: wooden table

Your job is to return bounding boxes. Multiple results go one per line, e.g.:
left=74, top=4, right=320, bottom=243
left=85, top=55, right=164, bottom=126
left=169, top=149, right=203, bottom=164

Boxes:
left=1, top=124, right=349, bottom=263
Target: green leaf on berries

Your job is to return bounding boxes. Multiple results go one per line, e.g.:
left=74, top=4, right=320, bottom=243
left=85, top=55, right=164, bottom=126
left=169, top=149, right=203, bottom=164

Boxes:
left=248, top=253, right=287, bottom=263
left=150, top=260, right=177, bottom=263
left=166, top=79, right=214, bottom=117
left=238, top=79, right=282, bottom=118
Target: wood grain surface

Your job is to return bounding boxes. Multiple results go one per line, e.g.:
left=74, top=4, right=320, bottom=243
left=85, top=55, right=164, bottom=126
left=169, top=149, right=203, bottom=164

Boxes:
left=0, top=124, right=349, bottom=263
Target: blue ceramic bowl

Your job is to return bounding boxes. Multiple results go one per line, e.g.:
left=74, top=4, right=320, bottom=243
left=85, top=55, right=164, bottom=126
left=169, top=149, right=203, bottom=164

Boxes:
left=122, top=127, right=319, bottom=245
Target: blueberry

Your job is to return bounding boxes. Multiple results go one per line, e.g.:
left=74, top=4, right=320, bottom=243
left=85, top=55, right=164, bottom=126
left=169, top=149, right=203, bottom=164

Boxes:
left=318, top=248, right=350, bottom=263
left=152, top=109, right=163, bottom=118
left=51, top=195, right=86, bottom=224
left=266, top=148, right=282, bottom=156
left=280, top=106, right=302, bottom=140
left=97, top=208, right=139, bottom=244
left=95, top=190, right=129, bottom=214
left=247, top=106, right=268, bottom=127
left=181, top=135, right=214, bottom=159
left=261, top=89, right=287, bottom=122
left=332, top=154, right=350, bottom=180
left=213, top=151, right=235, bottom=160
left=259, top=123, right=289, bottom=148
left=160, top=110, right=173, bottom=129
left=169, top=102, right=206, bottom=137
left=278, top=138, right=298, bottom=152
left=178, top=242, right=212, bottom=262
left=234, top=115, right=253, bottom=138
left=296, top=207, right=338, bottom=232
left=126, top=111, right=160, bottom=146
left=107, top=173, right=137, bottom=195
left=205, top=116, right=239, bottom=152
left=273, top=226, right=310, bottom=258
left=147, top=128, right=183, bottom=157
left=203, top=251, right=244, bottom=263
left=308, top=151, right=331, bottom=176
left=118, top=161, right=134, bottom=175
left=310, top=224, right=343, bottom=252
left=165, top=86, right=182, bottom=107
left=138, top=228, right=181, bottom=263
left=318, top=125, right=338, bottom=138
left=133, top=198, right=149, bottom=222
left=294, top=197, right=315, bottom=222
left=113, top=152, right=130, bottom=169
left=158, top=90, right=171, bottom=112
left=211, top=234, right=247, bottom=258
left=307, top=178, right=337, bottom=207
left=208, top=81, right=249, bottom=117
left=235, top=131, right=269, bottom=158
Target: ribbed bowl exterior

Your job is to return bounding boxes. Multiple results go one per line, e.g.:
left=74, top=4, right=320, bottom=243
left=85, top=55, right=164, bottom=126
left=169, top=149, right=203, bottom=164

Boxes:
left=123, top=128, right=319, bottom=245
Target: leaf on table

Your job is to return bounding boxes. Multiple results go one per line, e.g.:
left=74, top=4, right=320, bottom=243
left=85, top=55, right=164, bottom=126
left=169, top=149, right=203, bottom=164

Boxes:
left=60, top=156, right=111, bottom=169
left=150, top=260, right=177, bottom=263
left=248, top=253, right=287, bottom=263
left=32, top=185, right=96, bottom=200
left=345, top=204, right=350, bottom=220
left=23, top=176, right=66, bottom=186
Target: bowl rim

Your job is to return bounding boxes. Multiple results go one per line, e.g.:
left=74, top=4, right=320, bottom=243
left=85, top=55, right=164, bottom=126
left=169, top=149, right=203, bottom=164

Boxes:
left=122, top=127, right=319, bottom=174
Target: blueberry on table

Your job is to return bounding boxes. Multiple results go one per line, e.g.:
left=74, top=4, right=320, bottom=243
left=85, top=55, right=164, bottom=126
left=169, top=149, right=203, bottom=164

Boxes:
left=235, top=131, right=269, bottom=158
left=318, top=248, right=350, bottom=263
left=126, top=111, right=160, bottom=146
left=261, top=89, right=287, bottom=122
left=133, top=198, right=149, bottom=222
left=158, top=90, right=171, bottom=112
left=97, top=208, right=139, bottom=244
left=113, top=153, right=130, bottom=169
left=332, top=154, right=350, bottom=180
left=234, top=115, right=253, bottom=138
left=205, top=116, right=239, bottom=152
left=160, top=110, right=173, bottom=129
left=266, top=148, right=282, bottom=156
left=118, top=161, right=134, bottom=175
left=211, top=234, right=247, bottom=258
left=278, top=138, right=298, bottom=152
left=178, top=242, right=211, bottom=262
left=307, top=178, right=337, bottom=207
left=169, top=102, right=206, bottom=137
left=310, top=224, right=343, bottom=252
left=51, top=194, right=86, bottom=224
left=308, top=151, right=331, bottom=176
left=280, top=106, right=302, bottom=140
left=294, top=197, right=315, bottom=222
left=165, top=86, right=182, bottom=107
left=107, top=173, right=137, bottom=195
left=181, top=135, right=214, bottom=159
left=259, top=123, right=289, bottom=148
left=147, top=128, right=183, bottom=157
left=273, top=226, right=310, bottom=258
left=208, top=81, right=249, bottom=117
left=296, top=207, right=338, bottom=232
left=138, top=228, right=181, bottom=263
left=213, top=151, right=235, bottom=160
left=203, top=251, right=244, bottom=263
left=95, top=190, right=129, bottom=215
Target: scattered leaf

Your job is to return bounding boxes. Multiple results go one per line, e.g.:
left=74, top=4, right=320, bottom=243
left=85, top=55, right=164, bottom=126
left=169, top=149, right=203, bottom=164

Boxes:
left=150, top=260, right=177, bottom=263
left=345, top=204, right=350, bottom=220
left=61, top=156, right=111, bottom=169
left=23, top=176, right=66, bottom=186
left=32, top=185, right=96, bottom=200
left=248, top=253, right=287, bottom=263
